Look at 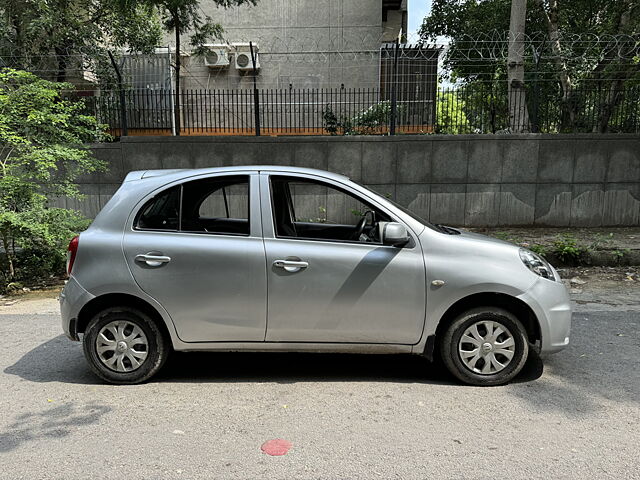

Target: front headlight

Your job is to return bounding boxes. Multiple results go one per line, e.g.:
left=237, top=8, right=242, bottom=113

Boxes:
left=519, top=248, right=555, bottom=281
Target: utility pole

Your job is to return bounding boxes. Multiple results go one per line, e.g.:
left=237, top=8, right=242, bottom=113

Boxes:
left=250, top=41, right=260, bottom=136
left=389, top=29, right=402, bottom=136
left=507, top=0, right=531, bottom=132
left=172, top=10, right=181, bottom=136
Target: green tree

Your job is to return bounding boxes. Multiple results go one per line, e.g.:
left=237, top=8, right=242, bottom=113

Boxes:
left=0, top=0, right=162, bottom=83
left=435, top=91, right=473, bottom=133
left=0, top=68, right=106, bottom=288
left=420, top=0, right=640, bottom=132
left=130, top=0, right=258, bottom=135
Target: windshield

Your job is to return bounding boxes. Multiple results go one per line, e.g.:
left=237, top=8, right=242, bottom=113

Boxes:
left=357, top=183, right=441, bottom=231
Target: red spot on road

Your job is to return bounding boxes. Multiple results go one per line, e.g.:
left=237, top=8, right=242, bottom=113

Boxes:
left=261, top=439, right=292, bottom=456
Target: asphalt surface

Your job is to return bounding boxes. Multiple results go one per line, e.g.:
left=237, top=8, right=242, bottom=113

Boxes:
left=0, top=293, right=638, bottom=479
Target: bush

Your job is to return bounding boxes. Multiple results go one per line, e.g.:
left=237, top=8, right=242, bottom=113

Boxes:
left=552, top=234, right=589, bottom=264
left=322, top=101, right=404, bottom=135
left=0, top=68, right=106, bottom=292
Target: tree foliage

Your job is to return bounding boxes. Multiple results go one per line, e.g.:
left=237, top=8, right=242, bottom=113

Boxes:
left=0, top=68, right=106, bottom=289
left=435, top=91, right=473, bottom=134
left=420, top=0, right=639, bottom=84
left=419, top=0, right=640, bottom=132
left=0, top=0, right=162, bottom=83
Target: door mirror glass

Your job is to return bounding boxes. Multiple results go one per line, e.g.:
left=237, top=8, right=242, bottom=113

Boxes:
left=381, top=222, right=410, bottom=247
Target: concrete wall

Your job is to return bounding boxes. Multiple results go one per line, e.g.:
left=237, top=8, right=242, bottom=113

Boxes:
left=71, top=134, right=640, bottom=227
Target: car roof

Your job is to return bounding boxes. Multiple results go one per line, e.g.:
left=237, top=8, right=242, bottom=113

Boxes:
left=125, top=166, right=349, bottom=183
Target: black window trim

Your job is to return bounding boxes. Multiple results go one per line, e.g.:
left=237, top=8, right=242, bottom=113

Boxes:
left=268, top=174, right=410, bottom=247
left=133, top=174, right=251, bottom=237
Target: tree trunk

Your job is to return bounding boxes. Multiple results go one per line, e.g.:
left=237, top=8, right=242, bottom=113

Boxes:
left=507, top=0, right=530, bottom=132
left=173, top=14, right=181, bottom=136
left=596, top=80, right=624, bottom=133
left=595, top=1, right=635, bottom=133
left=536, top=0, right=576, bottom=130
left=55, top=45, right=67, bottom=83
left=1, top=234, right=15, bottom=279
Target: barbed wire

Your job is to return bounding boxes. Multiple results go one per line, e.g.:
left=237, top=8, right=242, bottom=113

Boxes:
left=438, top=30, right=640, bottom=63
left=1, top=31, right=638, bottom=89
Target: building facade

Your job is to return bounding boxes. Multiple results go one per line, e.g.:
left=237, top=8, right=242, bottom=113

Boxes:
left=169, top=0, right=408, bottom=90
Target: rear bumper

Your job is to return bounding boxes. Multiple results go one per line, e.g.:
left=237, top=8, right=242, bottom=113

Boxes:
left=518, top=277, right=572, bottom=354
left=59, top=276, right=94, bottom=341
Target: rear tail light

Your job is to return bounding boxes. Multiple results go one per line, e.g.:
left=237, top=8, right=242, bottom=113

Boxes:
left=66, top=235, right=79, bottom=276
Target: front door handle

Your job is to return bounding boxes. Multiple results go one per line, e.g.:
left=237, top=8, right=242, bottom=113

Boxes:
left=135, top=253, right=171, bottom=267
left=273, top=259, right=309, bottom=273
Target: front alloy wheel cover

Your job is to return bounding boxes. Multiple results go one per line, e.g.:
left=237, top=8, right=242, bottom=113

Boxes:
left=457, top=320, right=516, bottom=375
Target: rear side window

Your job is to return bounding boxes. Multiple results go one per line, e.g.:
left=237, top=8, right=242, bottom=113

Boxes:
left=135, top=186, right=180, bottom=231
left=181, top=176, right=249, bottom=235
left=134, top=175, right=250, bottom=236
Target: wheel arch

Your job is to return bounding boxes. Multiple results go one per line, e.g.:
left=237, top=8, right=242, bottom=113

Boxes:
left=433, top=292, right=541, bottom=353
left=76, top=293, right=172, bottom=343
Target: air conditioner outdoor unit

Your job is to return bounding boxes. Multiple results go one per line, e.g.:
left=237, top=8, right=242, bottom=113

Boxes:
left=203, top=44, right=230, bottom=68
left=233, top=43, right=259, bottom=71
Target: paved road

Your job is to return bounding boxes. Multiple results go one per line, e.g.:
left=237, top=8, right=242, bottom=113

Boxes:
left=0, top=297, right=638, bottom=479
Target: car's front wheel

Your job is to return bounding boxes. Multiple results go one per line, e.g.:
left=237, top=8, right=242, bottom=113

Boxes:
left=440, top=307, right=529, bottom=386
left=82, top=307, right=170, bottom=384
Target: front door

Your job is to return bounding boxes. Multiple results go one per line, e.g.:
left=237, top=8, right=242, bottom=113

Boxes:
left=261, top=173, right=426, bottom=344
left=122, top=173, right=267, bottom=342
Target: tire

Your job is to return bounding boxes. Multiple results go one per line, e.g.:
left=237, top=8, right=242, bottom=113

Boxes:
left=440, top=307, right=529, bottom=386
left=82, top=307, right=170, bottom=384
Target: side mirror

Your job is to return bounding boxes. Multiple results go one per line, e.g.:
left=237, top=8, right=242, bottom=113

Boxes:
left=381, top=222, right=410, bottom=247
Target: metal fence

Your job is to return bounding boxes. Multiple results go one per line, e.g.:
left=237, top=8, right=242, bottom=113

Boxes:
left=84, top=82, right=640, bottom=137
left=87, top=87, right=437, bottom=136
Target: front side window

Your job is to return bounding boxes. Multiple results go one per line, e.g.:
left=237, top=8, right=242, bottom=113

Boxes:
left=270, top=176, right=391, bottom=243
left=135, top=175, right=250, bottom=235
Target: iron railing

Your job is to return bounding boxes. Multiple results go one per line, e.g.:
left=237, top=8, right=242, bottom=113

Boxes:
left=83, top=83, right=640, bottom=136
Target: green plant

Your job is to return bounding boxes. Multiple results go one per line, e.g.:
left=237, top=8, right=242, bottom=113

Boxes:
left=322, top=105, right=341, bottom=135
left=529, top=244, right=549, bottom=257
left=552, top=234, right=589, bottom=264
left=0, top=69, right=106, bottom=292
left=322, top=101, right=405, bottom=136
left=435, top=90, right=474, bottom=134
left=492, top=231, right=521, bottom=244
left=611, top=248, right=631, bottom=264
left=590, top=232, right=615, bottom=250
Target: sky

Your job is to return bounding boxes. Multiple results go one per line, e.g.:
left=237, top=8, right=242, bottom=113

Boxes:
left=407, top=0, right=432, bottom=41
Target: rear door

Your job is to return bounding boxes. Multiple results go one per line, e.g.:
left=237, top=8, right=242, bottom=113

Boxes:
left=122, top=173, right=267, bottom=342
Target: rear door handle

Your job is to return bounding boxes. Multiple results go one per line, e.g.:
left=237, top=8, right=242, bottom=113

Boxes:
left=273, top=259, right=308, bottom=273
left=135, top=253, right=171, bottom=267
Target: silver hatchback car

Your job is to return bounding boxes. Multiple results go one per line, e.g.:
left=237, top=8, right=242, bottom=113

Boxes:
left=60, top=166, right=571, bottom=386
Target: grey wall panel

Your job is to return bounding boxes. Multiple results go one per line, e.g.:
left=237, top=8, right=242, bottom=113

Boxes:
left=72, top=134, right=640, bottom=227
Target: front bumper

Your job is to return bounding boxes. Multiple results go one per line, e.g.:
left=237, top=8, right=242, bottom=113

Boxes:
left=518, top=276, right=572, bottom=354
left=59, top=276, right=94, bottom=341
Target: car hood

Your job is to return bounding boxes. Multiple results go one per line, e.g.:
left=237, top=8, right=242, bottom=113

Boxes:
left=456, top=230, right=516, bottom=248
left=422, top=226, right=523, bottom=262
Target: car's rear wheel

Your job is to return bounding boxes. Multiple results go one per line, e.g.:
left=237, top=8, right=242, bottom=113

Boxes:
left=82, top=307, right=170, bottom=384
left=440, top=307, right=529, bottom=386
